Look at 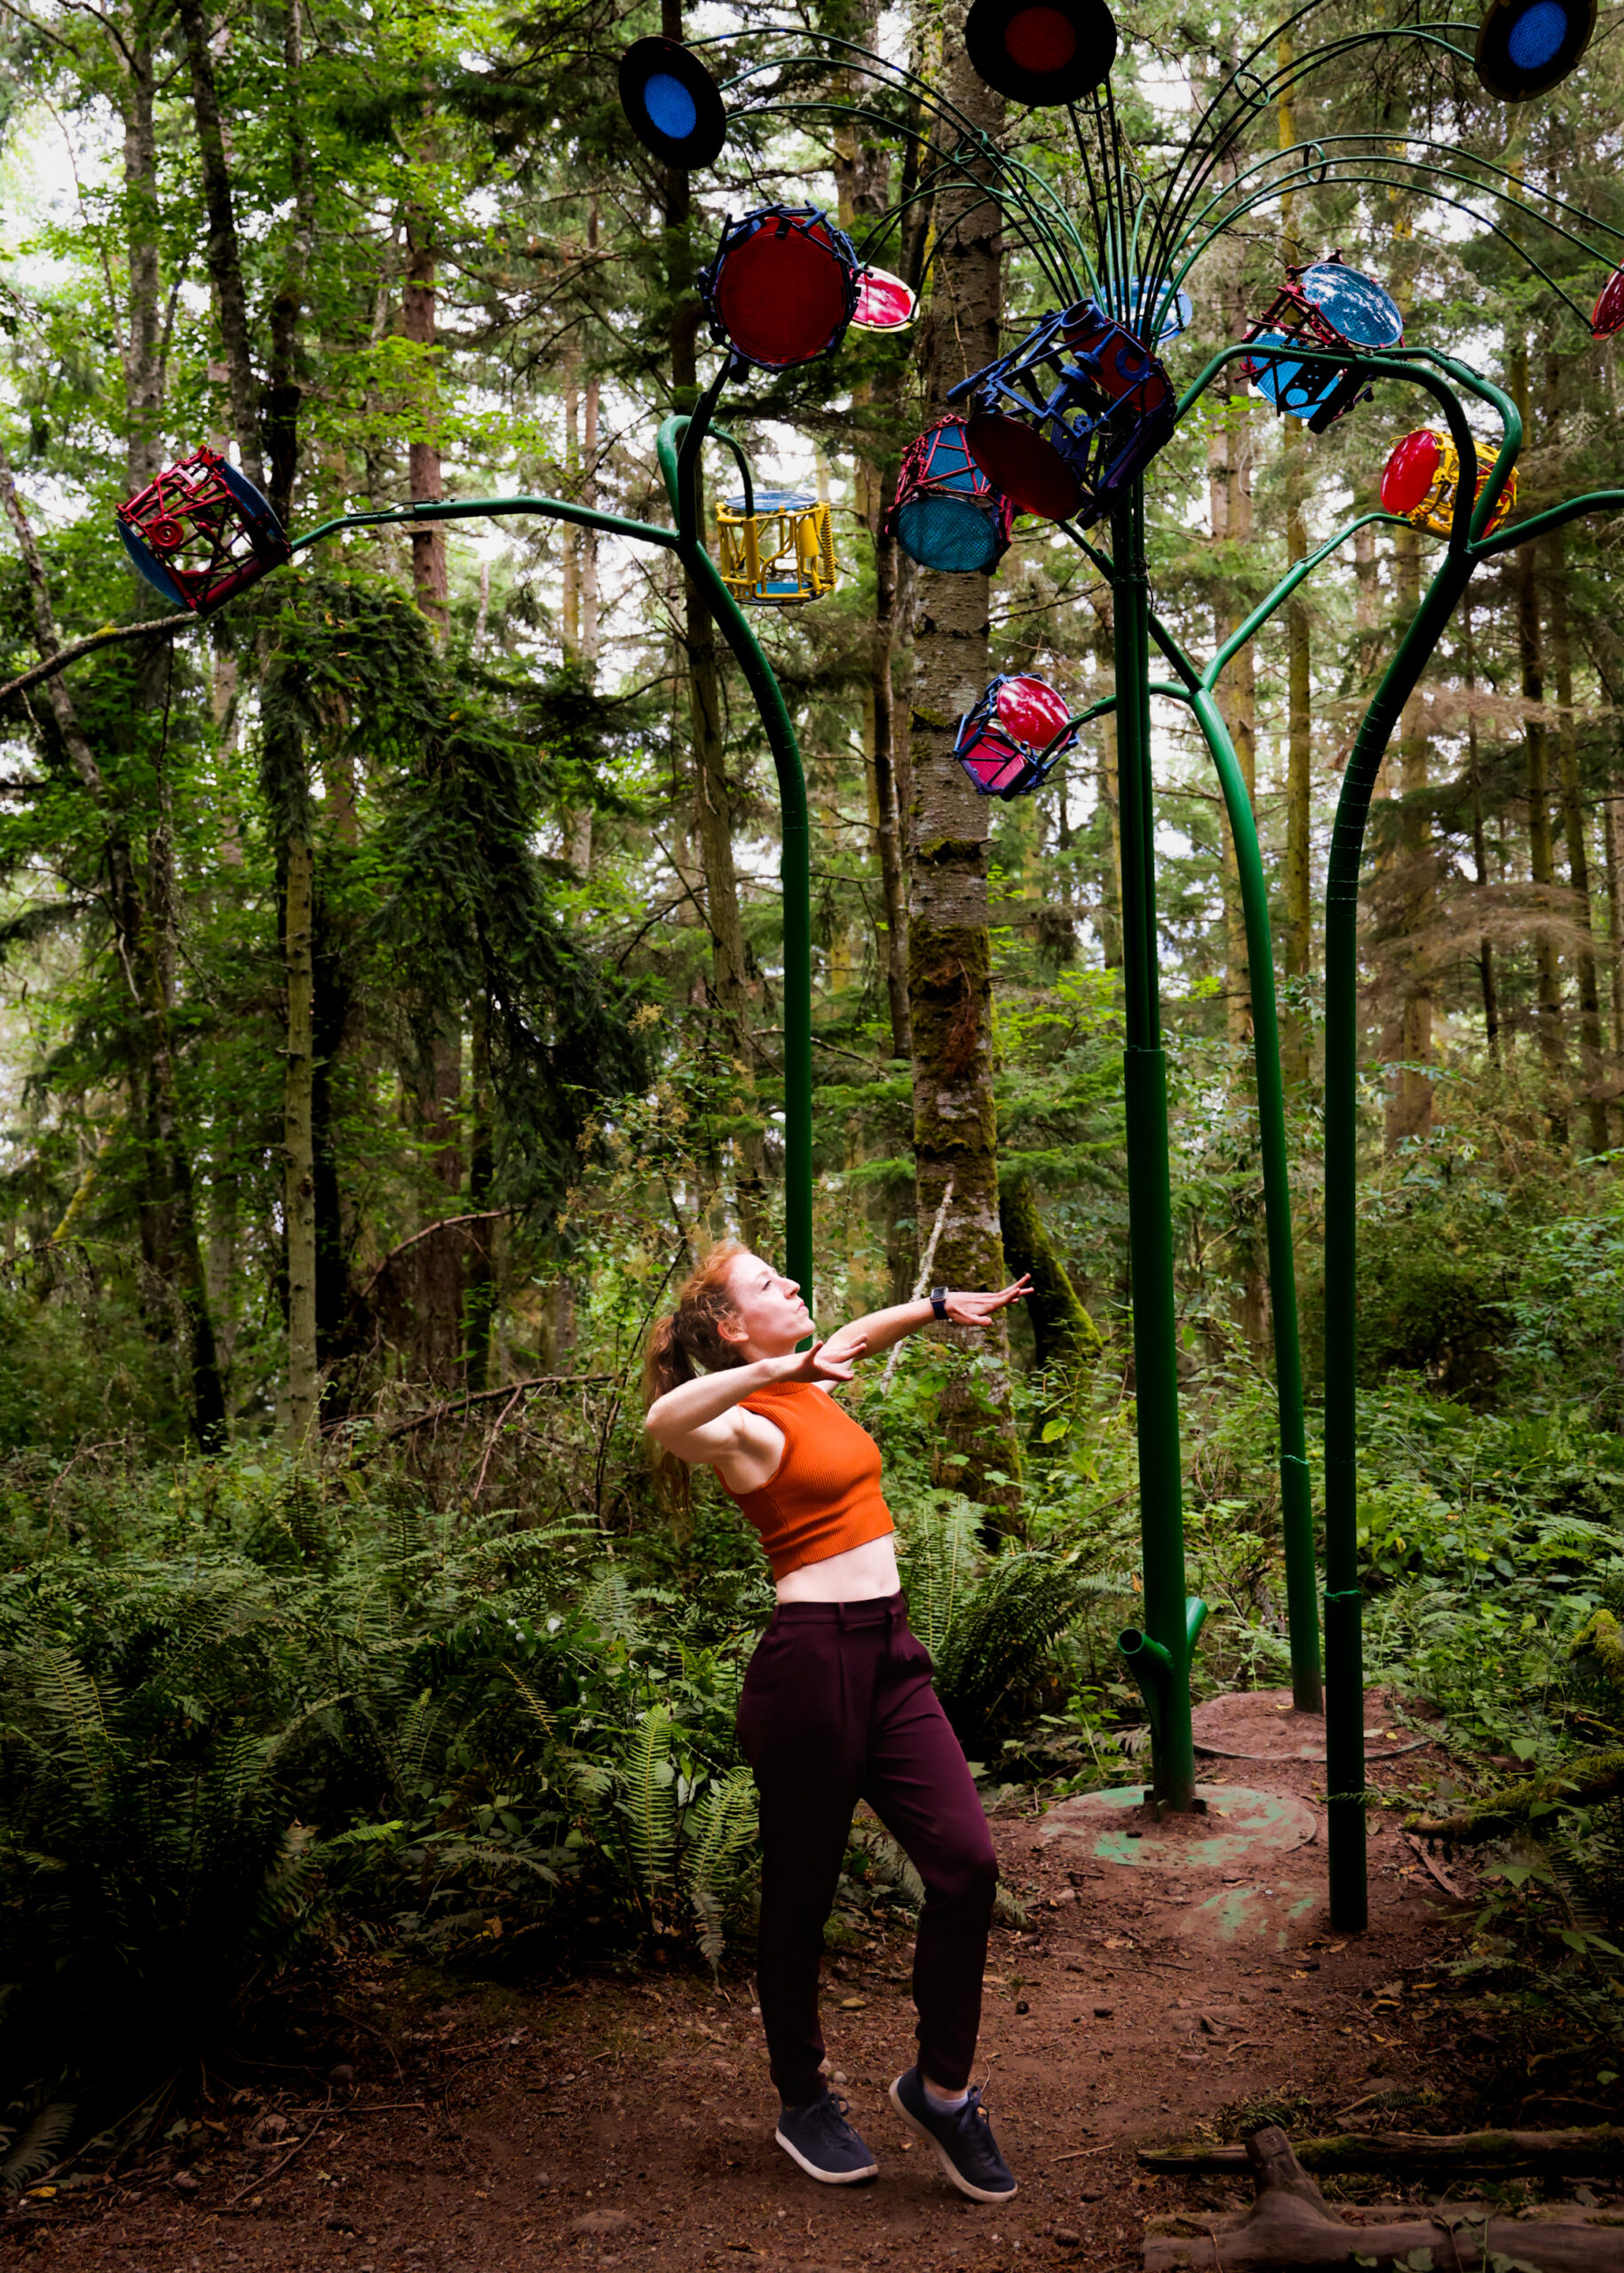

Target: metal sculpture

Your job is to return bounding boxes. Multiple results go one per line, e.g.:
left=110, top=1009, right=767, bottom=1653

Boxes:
left=1592, top=268, right=1624, bottom=338
left=1241, top=257, right=1406, bottom=430
left=950, top=301, right=1177, bottom=523
left=116, top=448, right=289, bottom=614
left=89, top=0, right=1624, bottom=1941
left=1382, top=429, right=1517, bottom=541
left=617, top=36, right=727, bottom=170
left=889, top=417, right=1016, bottom=575
left=699, top=206, right=860, bottom=371
left=717, top=488, right=837, bottom=607
left=955, top=673, right=1080, bottom=800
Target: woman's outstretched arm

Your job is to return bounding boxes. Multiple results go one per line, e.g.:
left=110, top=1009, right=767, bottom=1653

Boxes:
left=820, top=1278, right=1032, bottom=1364
left=646, top=1339, right=867, bottom=1461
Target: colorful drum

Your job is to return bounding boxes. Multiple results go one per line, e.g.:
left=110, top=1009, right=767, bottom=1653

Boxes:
left=1241, top=256, right=1403, bottom=430
left=115, top=447, right=290, bottom=614
left=700, top=205, right=860, bottom=370
left=955, top=674, right=1079, bottom=801
left=1380, top=428, right=1517, bottom=540
left=951, top=299, right=1177, bottom=524
left=889, top=417, right=1017, bottom=574
left=716, top=490, right=837, bottom=606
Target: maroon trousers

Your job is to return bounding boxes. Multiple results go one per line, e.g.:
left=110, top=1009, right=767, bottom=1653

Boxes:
left=735, top=1591, right=998, bottom=2107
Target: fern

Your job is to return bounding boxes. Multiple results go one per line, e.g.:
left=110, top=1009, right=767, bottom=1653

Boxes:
left=0, top=2103, right=75, bottom=2193
left=683, top=1764, right=758, bottom=1970
left=934, top=1551, right=1091, bottom=1744
left=617, top=1707, right=677, bottom=1905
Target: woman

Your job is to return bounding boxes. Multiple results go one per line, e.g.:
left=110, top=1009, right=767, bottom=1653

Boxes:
left=644, top=1242, right=1030, bottom=2202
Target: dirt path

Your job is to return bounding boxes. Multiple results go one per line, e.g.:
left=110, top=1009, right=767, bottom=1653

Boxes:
left=19, top=1712, right=1620, bottom=2271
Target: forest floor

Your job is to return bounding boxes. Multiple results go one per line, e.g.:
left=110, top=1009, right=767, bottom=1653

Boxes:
left=16, top=1695, right=1624, bottom=2273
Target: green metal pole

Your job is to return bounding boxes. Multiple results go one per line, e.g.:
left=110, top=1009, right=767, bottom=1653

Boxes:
left=1188, top=685, right=1321, bottom=1713
left=1323, top=546, right=1477, bottom=1930
left=655, top=413, right=814, bottom=1308
left=1112, top=485, right=1199, bottom=1815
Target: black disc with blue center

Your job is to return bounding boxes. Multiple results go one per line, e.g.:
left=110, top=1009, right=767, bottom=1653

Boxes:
left=963, top=0, right=1117, bottom=104
left=618, top=37, right=727, bottom=169
left=1474, top=0, right=1595, bottom=99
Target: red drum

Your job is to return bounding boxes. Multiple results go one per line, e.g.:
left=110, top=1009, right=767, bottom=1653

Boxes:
left=955, top=674, right=1079, bottom=800
left=115, top=447, right=290, bottom=614
left=700, top=205, right=860, bottom=370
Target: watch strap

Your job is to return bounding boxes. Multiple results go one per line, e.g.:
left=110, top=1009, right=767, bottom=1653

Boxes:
left=931, top=1287, right=949, bottom=1321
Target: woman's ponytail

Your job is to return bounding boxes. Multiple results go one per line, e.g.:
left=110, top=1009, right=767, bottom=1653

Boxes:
left=642, top=1239, right=751, bottom=1509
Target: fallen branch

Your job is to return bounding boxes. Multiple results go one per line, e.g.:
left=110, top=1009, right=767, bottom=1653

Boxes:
left=222, top=2112, right=327, bottom=2209
left=360, top=1210, right=513, bottom=1301
left=1142, top=2126, right=1623, bottom=2271
left=1137, top=2122, right=1624, bottom=2179
left=369, top=1375, right=614, bottom=1442
left=1406, top=1748, right=1624, bottom=1844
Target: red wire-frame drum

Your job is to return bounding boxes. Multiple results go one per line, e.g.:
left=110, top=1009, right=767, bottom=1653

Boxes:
left=699, top=205, right=861, bottom=370
left=888, top=416, right=1017, bottom=574
left=115, top=447, right=290, bottom=614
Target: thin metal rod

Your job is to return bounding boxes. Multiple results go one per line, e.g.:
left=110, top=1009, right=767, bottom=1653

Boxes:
left=290, top=495, right=679, bottom=554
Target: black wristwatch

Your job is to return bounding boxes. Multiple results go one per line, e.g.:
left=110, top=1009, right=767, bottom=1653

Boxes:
left=931, top=1287, right=949, bottom=1321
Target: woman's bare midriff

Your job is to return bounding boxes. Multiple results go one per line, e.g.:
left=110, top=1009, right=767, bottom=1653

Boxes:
left=775, top=1532, right=902, bottom=1604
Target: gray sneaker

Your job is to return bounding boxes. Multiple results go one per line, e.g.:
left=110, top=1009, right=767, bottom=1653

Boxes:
left=890, top=2065, right=1017, bottom=2202
left=774, top=2089, right=880, bottom=2185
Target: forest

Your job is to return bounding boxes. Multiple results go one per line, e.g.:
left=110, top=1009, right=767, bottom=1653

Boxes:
left=0, top=0, right=1623, bottom=2247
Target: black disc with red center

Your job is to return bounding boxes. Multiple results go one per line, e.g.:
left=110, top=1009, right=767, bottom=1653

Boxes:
left=964, top=0, right=1117, bottom=104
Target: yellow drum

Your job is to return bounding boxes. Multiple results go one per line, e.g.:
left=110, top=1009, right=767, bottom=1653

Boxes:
left=716, top=489, right=837, bottom=606
left=1380, top=428, right=1517, bottom=539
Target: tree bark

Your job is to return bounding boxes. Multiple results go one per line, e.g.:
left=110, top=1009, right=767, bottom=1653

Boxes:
left=1549, top=525, right=1607, bottom=1152
left=1140, top=2125, right=1624, bottom=2179
left=283, top=833, right=319, bottom=1458
left=1511, top=340, right=1566, bottom=1128
left=1280, top=435, right=1312, bottom=1089
left=0, top=447, right=226, bottom=1446
left=403, top=207, right=448, bottom=639
left=1142, top=2126, right=1619, bottom=2273
left=175, top=0, right=265, bottom=490
left=907, top=0, right=1019, bottom=1526
left=265, top=0, right=315, bottom=527
left=1462, top=600, right=1501, bottom=1065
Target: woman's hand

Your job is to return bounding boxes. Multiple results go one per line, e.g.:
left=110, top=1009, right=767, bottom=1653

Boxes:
left=775, top=1335, right=866, bottom=1385
left=942, top=1275, right=1034, bottom=1326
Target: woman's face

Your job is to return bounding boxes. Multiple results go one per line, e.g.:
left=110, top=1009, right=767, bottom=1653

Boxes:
left=721, top=1251, right=812, bottom=1358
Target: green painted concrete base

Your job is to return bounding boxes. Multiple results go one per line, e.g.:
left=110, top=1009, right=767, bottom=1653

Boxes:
left=1035, top=1784, right=1319, bottom=1871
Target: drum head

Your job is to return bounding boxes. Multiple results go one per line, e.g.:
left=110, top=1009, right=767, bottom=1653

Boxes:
left=1380, top=431, right=1444, bottom=519
left=619, top=37, right=727, bottom=170
left=964, top=0, right=1118, bottom=104
left=1475, top=0, right=1595, bottom=99
left=1299, top=261, right=1403, bottom=351
left=852, top=266, right=917, bottom=333
left=714, top=222, right=852, bottom=367
left=966, top=412, right=1080, bottom=520
left=897, top=493, right=1003, bottom=574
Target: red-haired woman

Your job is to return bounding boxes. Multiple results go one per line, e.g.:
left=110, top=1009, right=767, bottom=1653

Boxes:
left=644, top=1243, right=1030, bottom=2202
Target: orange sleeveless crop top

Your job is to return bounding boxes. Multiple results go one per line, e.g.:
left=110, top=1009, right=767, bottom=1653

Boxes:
left=716, top=1381, right=895, bottom=1581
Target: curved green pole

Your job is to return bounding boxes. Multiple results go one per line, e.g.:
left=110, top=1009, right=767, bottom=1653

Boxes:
left=1184, top=677, right=1322, bottom=1713
left=656, top=408, right=814, bottom=1308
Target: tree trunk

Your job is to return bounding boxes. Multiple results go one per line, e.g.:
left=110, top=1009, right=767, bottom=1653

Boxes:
left=1548, top=524, right=1607, bottom=1152
left=0, top=445, right=226, bottom=1446
left=907, top=0, right=1019, bottom=1526
left=1511, top=340, right=1566, bottom=1129
left=1462, top=600, right=1501, bottom=1065
left=1141, top=2126, right=1624, bottom=2180
left=265, top=0, right=315, bottom=527
left=283, top=833, right=319, bottom=1459
left=1142, top=2126, right=1618, bottom=2273
left=403, top=208, right=448, bottom=639
left=465, top=995, right=497, bottom=1396
left=175, top=0, right=264, bottom=490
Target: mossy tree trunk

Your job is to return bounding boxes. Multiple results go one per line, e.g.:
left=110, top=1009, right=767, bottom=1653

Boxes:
left=906, top=2, right=1019, bottom=1528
